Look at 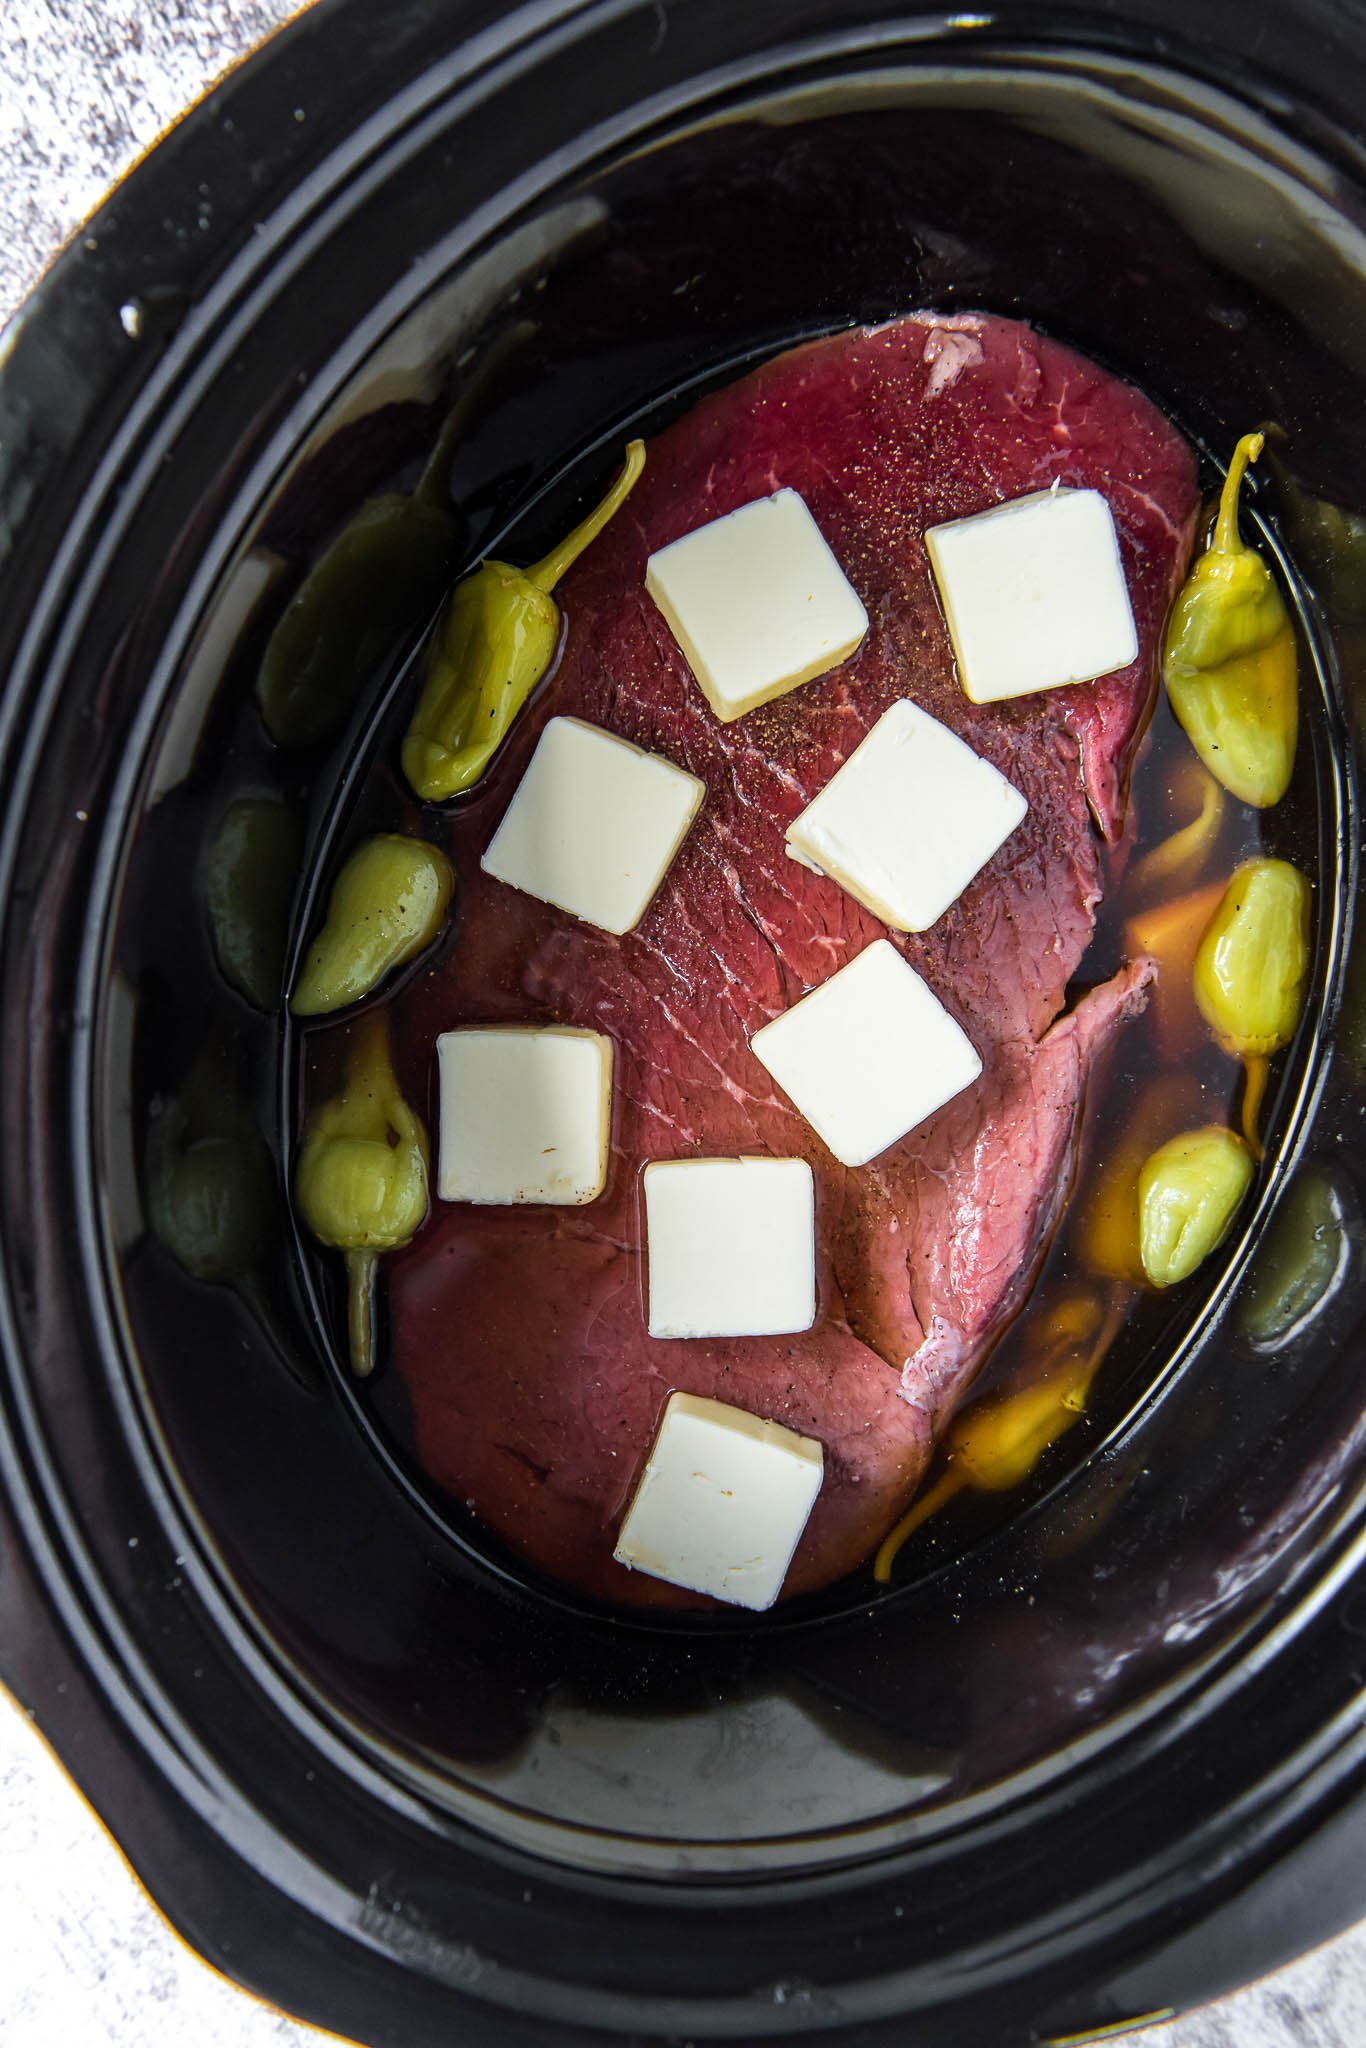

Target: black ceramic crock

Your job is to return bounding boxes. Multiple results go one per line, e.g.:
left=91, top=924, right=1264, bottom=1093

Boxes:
left=3, top=2, right=1366, bottom=2042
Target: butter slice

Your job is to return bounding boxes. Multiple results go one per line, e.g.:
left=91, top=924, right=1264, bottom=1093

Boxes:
left=644, top=1157, right=816, bottom=1340
left=750, top=939, right=981, bottom=1169
left=645, top=488, right=868, bottom=723
left=786, top=698, right=1027, bottom=931
left=614, top=1392, right=823, bottom=1610
left=437, top=1026, right=612, bottom=1205
left=926, top=486, right=1137, bottom=704
left=481, top=716, right=704, bottom=937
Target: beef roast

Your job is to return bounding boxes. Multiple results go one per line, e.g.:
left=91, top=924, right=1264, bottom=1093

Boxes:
left=385, top=312, right=1198, bottom=1606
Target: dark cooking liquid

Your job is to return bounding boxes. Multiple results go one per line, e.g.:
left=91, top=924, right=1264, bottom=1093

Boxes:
left=288, top=335, right=1324, bottom=1610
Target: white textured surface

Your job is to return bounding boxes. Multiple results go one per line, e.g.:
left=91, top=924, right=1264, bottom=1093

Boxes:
left=0, top=1688, right=317, bottom=2045
left=1, top=5, right=1364, bottom=2043
left=0, top=0, right=297, bottom=318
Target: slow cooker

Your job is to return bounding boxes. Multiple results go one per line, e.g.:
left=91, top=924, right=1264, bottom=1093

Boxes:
left=2, top=1, right=1365, bottom=2041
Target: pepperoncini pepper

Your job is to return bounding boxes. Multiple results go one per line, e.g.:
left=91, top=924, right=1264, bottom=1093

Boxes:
left=874, top=1286, right=1122, bottom=1581
left=1077, top=1073, right=1204, bottom=1283
left=1126, top=758, right=1226, bottom=900
left=1137, top=1124, right=1254, bottom=1288
left=1273, top=463, right=1366, bottom=625
left=1163, top=431, right=1298, bottom=808
left=290, top=833, right=454, bottom=1017
left=1193, top=856, right=1312, bottom=1151
left=257, top=494, right=462, bottom=748
left=203, top=797, right=304, bottom=1011
left=252, top=333, right=535, bottom=749
left=147, top=1049, right=272, bottom=1284
left=1239, top=1168, right=1353, bottom=1349
left=401, top=439, right=645, bottom=802
left=295, top=1013, right=429, bottom=1376
left=1123, top=881, right=1226, bottom=1064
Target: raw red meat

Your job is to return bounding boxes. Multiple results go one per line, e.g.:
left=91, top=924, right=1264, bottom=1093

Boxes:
left=386, top=312, right=1198, bottom=1607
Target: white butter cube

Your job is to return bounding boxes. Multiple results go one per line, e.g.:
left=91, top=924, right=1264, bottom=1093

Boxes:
left=645, top=489, right=868, bottom=723
left=785, top=698, right=1027, bottom=931
left=926, top=487, right=1137, bottom=704
left=644, top=1157, right=816, bottom=1340
left=481, top=716, right=704, bottom=937
left=437, top=1026, right=612, bottom=1205
left=750, top=939, right=980, bottom=1169
left=614, top=1392, right=824, bottom=1610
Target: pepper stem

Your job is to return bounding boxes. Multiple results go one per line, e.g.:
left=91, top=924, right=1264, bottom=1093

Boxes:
left=1241, top=1054, right=1271, bottom=1159
left=873, top=1469, right=968, bottom=1583
left=1128, top=768, right=1225, bottom=898
left=1213, top=431, right=1265, bottom=555
left=525, top=440, right=646, bottom=593
left=412, top=319, right=536, bottom=512
left=1064, top=1289, right=1126, bottom=1413
left=412, top=404, right=472, bottom=515
left=345, top=1249, right=378, bottom=1377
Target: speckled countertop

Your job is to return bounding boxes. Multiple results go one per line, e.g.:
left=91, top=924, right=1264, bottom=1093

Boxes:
left=1, top=5, right=1364, bottom=2044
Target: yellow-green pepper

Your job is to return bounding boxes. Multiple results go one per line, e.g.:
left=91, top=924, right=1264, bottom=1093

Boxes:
left=1194, top=856, right=1312, bottom=1153
left=1077, top=1072, right=1204, bottom=1281
left=1138, top=1124, right=1254, bottom=1288
left=401, top=440, right=645, bottom=802
left=290, top=833, right=454, bottom=1017
left=256, top=327, right=538, bottom=749
left=1272, top=463, right=1366, bottom=625
left=950, top=1365, right=1092, bottom=1494
left=1268, top=463, right=1366, bottom=758
left=257, top=495, right=461, bottom=747
left=1194, top=857, right=1312, bottom=1057
left=295, top=1013, right=429, bottom=1376
left=147, top=1050, right=272, bottom=1284
left=1239, top=1169, right=1351, bottom=1350
left=1126, top=758, right=1226, bottom=899
left=1163, top=431, right=1298, bottom=808
left=203, top=796, right=304, bottom=1011
left=873, top=1286, right=1119, bottom=1581
left=255, top=327, right=540, bottom=753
